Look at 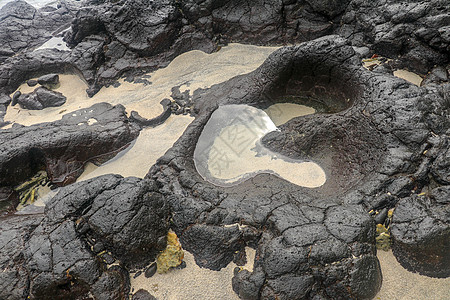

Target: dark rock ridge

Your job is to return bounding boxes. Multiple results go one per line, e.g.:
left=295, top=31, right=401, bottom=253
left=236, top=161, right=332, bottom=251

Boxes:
left=130, top=98, right=172, bottom=128
left=1, top=0, right=448, bottom=121
left=16, top=86, right=67, bottom=110
left=63, top=0, right=448, bottom=86
left=37, top=73, right=60, bottom=88
left=0, top=102, right=139, bottom=187
left=0, top=0, right=80, bottom=62
left=0, top=186, right=19, bottom=215
left=0, top=174, right=169, bottom=300
left=391, top=173, right=450, bottom=278
left=0, top=0, right=448, bottom=298
left=144, top=36, right=449, bottom=298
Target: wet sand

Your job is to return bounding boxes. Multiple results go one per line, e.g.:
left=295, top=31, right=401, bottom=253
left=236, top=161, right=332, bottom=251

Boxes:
left=393, top=69, right=423, bottom=86
left=362, top=57, right=423, bottom=86
left=264, top=103, right=316, bottom=126
left=5, top=43, right=279, bottom=127
left=77, top=115, right=193, bottom=181
left=131, top=247, right=255, bottom=300
left=375, top=250, right=450, bottom=300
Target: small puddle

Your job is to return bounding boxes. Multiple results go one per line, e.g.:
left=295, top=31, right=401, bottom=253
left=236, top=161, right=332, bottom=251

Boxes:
left=35, top=36, right=70, bottom=52
left=194, top=104, right=326, bottom=188
left=264, top=103, right=316, bottom=126
left=362, top=56, right=423, bottom=86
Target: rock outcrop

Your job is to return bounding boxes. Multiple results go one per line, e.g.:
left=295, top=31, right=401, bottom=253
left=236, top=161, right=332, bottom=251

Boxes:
left=0, top=174, right=169, bottom=300
left=0, top=102, right=139, bottom=186
left=15, top=86, right=66, bottom=110
left=0, top=0, right=448, bottom=299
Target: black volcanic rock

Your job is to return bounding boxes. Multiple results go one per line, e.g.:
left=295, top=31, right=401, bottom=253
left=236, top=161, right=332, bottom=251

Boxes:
left=0, top=102, right=139, bottom=187
left=0, top=187, right=18, bottom=215
left=0, top=174, right=168, bottom=300
left=37, top=73, right=60, bottom=87
left=0, top=0, right=79, bottom=62
left=0, top=215, right=43, bottom=300
left=17, top=87, right=66, bottom=110
left=35, top=86, right=66, bottom=107
left=391, top=185, right=450, bottom=278
left=0, top=0, right=449, bottom=298
left=0, top=0, right=447, bottom=118
left=91, top=266, right=130, bottom=300
left=146, top=37, right=391, bottom=299
left=142, top=35, right=450, bottom=298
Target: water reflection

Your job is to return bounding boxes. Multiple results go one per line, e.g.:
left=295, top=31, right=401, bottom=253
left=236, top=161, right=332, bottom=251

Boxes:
left=194, top=104, right=326, bottom=188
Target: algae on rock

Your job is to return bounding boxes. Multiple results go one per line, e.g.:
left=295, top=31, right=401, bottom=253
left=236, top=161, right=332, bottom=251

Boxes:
left=14, top=170, right=48, bottom=210
left=376, top=208, right=395, bottom=251
left=156, top=230, right=184, bottom=273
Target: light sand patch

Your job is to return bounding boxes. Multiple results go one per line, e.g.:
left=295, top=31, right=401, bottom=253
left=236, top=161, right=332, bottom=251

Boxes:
left=362, top=57, right=423, bottom=87
left=130, top=247, right=255, bottom=300
left=264, top=103, right=316, bottom=126
left=194, top=105, right=326, bottom=188
left=362, top=57, right=386, bottom=69
left=4, top=74, right=165, bottom=126
left=77, top=115, right=194, bottom=181
left=5, top=43, right=278, bottom=127
left=393, top=69, right=423, bottom=86
left=376, top=250, right=450, bottom=300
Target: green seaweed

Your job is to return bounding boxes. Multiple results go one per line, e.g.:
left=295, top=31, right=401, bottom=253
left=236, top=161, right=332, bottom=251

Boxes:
left=14, top=171, right=48, bottom=210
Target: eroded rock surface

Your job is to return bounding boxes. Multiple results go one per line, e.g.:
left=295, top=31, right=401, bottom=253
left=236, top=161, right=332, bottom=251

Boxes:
left=1, top=0, right=447, bottom=120
left=16, top=86, right=66, bottom=110
left=141, top=35, right=450, bottom=298
left=0, top=174, right=168, bottom=300
left=391, top=184, right=450, bottom=278
left=0, top=0, right=449, bottom=299
left=0, top=0, right=79, bottom=62
left=0, top=102, right=139, bottom=186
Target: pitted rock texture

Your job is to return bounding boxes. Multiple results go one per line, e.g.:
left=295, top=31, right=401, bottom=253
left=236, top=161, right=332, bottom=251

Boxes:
left=0, top=0, right=79, bottom=62
left=0, top=174, right=169, bottom=300
left=2, top=0, right=445, bottom=113
left=0, top=37, right=107, bottom=99
left=0, top=0, right=447, bottom=126
left=0, top=0, right=449, bottom=298
left=16, top=86, right=66, bottom=110
left=143, top=36, right=450, bottom=298
left=391, top=184, right=450, bottom=278
left=0, top=102, right=139, bottom=187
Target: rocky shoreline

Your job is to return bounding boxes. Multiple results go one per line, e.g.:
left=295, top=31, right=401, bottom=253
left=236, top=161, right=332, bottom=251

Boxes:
left=0, top=0, right=449, bottom=299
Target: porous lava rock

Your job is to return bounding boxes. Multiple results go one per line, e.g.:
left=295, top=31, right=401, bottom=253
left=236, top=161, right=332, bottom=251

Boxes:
left=0, top=0, right=79, bottom=62
left=0, top=0, right=448, bottom=125
left=16, top=86, right=66, bottom=110
left=391, top=185, right=450, bottom=278
left=144, top=35, right=450, bottom=298
left=37, top=73, right=60, bottom=87
left=0, top=102, right=139, bottom=187
left=0, top=0, right=448, bottom=298
left=0, top=174, right=169, bottom=300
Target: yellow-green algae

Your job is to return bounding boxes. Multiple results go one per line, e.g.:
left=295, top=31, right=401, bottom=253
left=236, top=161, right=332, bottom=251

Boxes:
left=156, top=230, right=184, bottom=273
left=375, top=208, right=394, bottom=251
left=14, top=170, right=47, bottom=210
